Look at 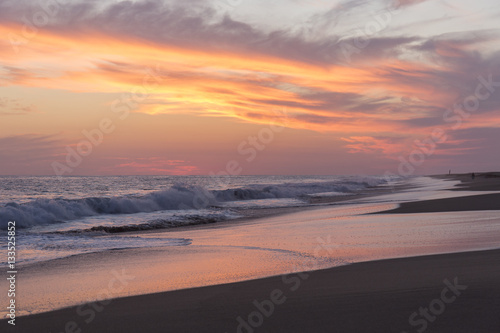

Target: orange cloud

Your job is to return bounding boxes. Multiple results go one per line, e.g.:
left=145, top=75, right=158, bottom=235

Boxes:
left=1, top=19, right=498, bottom=156
left=0, top=23, right=402, bottom=134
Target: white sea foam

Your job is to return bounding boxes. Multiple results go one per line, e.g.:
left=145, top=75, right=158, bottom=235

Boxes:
left=0, top=176, right=396, bottom=230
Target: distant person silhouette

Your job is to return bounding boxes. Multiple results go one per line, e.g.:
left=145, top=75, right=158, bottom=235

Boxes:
left=472, top=173, right=475, bottom=180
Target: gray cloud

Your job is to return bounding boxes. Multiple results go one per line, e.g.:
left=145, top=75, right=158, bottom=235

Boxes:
left=395, top=0, right=430, bottom=8
left=433, top=127, right=500, bottom=171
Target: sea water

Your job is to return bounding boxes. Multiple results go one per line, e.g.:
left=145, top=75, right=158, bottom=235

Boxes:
left=0, top=175, right=398, bottom=264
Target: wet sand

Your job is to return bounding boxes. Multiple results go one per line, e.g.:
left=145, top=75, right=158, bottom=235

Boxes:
left=382, top=173, right=500, bottom=214
left=435, top=172, right=500, bottom=191
left=3, top=248, right=500, bottom=332
left=2, top=174, right=500, bottom=332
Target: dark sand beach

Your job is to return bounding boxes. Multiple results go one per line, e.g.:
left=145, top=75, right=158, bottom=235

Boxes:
left=441, top=172, right=500, bottom=191
left=3, top=248, right=500, bottom=333
left=3, top=174, right=500, bottom=333
left=382, top=173, right=500, bottom=214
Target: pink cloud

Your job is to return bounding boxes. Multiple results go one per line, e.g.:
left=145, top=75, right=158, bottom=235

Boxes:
left=102, top=157, right=199, bottom=175
left=341, top=136, right=408, bottom=157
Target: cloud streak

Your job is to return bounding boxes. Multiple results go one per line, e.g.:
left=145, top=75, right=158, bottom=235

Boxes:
left=0, top=0, right=499, bottom=174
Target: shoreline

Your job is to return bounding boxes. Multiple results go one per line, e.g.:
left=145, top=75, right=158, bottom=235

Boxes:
left=4, top=178, right=408, bottom=270
left=378, top=173, right=500, bottom=214
left=9, top=180, right=408, bottom=269
left=139, top=179, right=411, bottom=235
left=3, top=174, right=500, bottom=332
left=3, top=248, right=500, bottom=332
left=434, top=172, right=500, bottom=191
left=380, top=192, right=500, bottom=214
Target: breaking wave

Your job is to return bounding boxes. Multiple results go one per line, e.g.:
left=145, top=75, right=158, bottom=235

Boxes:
left=0, top=185, right=216, bottom=229
left=0, top=177, right=392, bottom=229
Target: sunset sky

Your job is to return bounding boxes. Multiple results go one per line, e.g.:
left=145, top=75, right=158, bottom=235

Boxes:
left=0, top=0, right=499, bottom=175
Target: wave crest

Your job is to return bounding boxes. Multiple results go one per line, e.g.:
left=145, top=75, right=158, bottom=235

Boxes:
left=0, top=185, right=216, bottom=229
left=0, top=176, right=392, bottom=230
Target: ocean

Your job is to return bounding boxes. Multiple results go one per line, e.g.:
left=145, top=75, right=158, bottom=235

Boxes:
left=0, top=175, right=399, bottom=265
